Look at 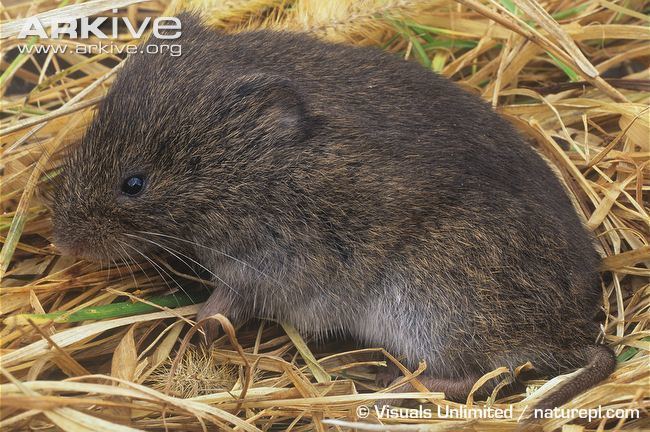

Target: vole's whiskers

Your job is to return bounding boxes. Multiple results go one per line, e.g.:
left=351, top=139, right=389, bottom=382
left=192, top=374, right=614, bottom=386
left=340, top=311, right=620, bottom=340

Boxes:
left=107, top=258, right=114, bottom=283
left=136, top=230, right=276, bottom=283
left=110, top=256, right=126, bottom=283
left=97, top=259, right=106, bottom=283
left=119, top=241, right=193, bottom=302
left=120, top=243, right=156, bottom=289
left=108, top=257, right=130, bottom=285
left=115, top=244, right=140, bottom=292
left=125, top=233, right=241, bottom=298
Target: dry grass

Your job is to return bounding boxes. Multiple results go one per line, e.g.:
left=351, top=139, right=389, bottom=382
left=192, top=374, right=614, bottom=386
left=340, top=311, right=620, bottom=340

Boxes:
left=1, top=0, right=649, bottom=430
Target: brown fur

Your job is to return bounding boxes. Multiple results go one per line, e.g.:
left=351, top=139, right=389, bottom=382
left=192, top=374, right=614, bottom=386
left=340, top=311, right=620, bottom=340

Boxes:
left=52, top=14, right=614, bottom=409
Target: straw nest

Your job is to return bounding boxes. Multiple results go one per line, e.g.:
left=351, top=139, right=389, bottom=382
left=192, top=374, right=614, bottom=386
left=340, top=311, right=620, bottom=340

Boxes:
left=0, top=0, right=648, bottom=431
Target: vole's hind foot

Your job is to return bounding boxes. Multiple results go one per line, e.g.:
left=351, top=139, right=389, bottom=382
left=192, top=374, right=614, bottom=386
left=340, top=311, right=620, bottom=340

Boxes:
left=374, top=375, right=479, bottom=408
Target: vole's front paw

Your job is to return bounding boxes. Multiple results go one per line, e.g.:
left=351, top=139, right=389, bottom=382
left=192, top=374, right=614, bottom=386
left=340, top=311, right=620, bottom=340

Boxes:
left=196, top=292, right=233, bottom=345
left=376, top=362, right=401, bottom=389
left=375, top=363, right=408, bottom=408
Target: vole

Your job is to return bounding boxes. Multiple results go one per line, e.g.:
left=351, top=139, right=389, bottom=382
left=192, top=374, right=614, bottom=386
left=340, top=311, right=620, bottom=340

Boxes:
left=52, top=13, right=615, bottom=412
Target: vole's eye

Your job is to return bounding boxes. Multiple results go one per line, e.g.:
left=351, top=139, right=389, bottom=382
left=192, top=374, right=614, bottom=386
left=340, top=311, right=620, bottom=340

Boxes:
left=121, top=175, right=145, bottom=196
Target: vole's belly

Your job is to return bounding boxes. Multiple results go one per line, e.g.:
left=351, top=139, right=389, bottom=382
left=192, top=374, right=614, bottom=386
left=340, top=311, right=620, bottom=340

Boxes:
left=203, top=247, right=493, bottom=378
left=203, top=252, right=358, bottom=332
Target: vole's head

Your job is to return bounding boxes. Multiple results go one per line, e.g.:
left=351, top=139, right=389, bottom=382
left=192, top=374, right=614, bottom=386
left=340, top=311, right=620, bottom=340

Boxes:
left=52, top=15, right=311, bottom=262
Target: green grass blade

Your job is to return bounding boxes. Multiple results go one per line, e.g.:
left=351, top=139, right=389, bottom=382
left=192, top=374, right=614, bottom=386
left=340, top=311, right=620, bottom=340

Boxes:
left=4, top=290, right=210, bottom=326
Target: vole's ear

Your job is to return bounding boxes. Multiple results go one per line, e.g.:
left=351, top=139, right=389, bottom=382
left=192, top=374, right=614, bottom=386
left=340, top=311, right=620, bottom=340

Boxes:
left=229, top=73, right=309, bottom=144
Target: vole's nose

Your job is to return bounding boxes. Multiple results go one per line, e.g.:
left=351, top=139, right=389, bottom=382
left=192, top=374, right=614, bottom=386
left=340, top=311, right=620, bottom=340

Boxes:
left=52, top=218, right=112, bottom=263
left=53, top=238, right=113, bottom=263
left=52, top=236, right=93, bottom=262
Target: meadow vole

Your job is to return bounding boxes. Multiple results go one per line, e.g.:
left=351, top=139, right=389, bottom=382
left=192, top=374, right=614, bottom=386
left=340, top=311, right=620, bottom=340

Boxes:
left=52, top=14, right=615, bottom=412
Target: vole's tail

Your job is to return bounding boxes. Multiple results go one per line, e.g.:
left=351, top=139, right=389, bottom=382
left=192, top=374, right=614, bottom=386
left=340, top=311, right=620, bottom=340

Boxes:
left=532, top=345, right=616, bottom=412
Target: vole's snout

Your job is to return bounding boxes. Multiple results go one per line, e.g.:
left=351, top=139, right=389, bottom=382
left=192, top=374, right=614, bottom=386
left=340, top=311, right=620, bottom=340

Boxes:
left=51, top=209, right=122, bottom=263
left=52, top=229, right=107, bottom=263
